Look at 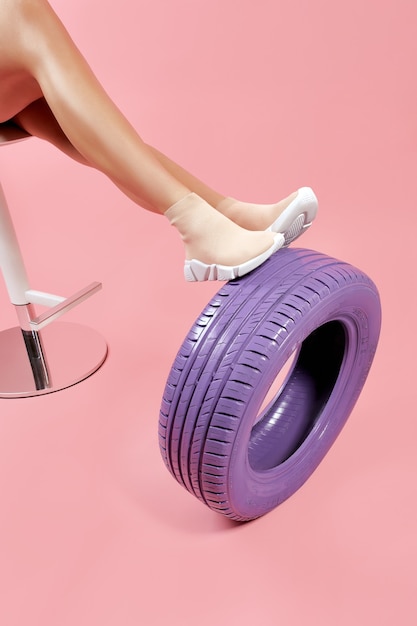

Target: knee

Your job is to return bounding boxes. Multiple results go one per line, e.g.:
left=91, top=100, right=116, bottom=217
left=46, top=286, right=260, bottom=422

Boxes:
left=0, top=0, right=49, bottom=42
left=8, top=0, right=49, bottom=16
left=1, top=0, right=59, bottom=72
left=1, top=0, right=45, bottom=21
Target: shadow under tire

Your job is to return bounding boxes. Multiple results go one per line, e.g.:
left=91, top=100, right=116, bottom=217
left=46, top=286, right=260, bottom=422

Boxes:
left=159, top=248, right=381, bottom=522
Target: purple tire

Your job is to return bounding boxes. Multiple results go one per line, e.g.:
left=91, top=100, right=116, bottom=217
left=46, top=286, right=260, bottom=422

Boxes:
left=159, top=248, right=381, bottom=522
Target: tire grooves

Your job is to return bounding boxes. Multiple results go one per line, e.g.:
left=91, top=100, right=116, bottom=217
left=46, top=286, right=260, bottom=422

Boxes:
left=158, top=248, right=375, bottom=519
left=193, top=254, right=349, bottom=509
left=184, top=251, right=328, bottom=498
left=160, top=250, right=320, bottom=483
left=164, top=251, right=343, bottom=500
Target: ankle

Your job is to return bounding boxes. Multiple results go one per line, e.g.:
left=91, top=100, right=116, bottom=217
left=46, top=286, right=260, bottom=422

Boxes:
left=216, top=196, right=238, bottom=218
left=165, top=193, right=213, bottom=242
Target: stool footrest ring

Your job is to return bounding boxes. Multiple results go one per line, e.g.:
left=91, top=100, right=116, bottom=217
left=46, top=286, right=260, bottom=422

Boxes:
left=26, top=281, right=102, bottom=330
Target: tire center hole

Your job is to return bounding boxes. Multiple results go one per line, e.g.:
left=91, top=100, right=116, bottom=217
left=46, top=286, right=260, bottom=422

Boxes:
left=248, top=321, right=346, bottom=471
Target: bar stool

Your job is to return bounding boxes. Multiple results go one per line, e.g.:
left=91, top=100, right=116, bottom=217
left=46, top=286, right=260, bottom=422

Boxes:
left=0, top=122, right=107, bottom=397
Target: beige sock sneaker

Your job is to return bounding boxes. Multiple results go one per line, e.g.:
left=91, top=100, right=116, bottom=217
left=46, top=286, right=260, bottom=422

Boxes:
left=165, top=193, right=284, bottom=281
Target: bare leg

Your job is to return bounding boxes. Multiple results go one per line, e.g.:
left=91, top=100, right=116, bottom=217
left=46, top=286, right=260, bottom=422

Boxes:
left=12, top=97, right=90, bottom=165
left=3, top=0, right=311, bottom=280
left=146, top=145, right=305, bottom=231
left=8, top=0, right=189, bottom=213
left=12, top=98, right=225, bottom=206
left=146, top=145, right=226, bottom=208
left=13, top=100, right=310, bottom=234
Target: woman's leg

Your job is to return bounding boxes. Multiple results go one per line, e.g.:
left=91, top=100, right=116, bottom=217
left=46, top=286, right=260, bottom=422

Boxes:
left=10, top=0, right=188, bottom=213
left=12, top=97, right=90, bottom=165
left=5, top=1, right=315, bottom=279
left=146, top=145, right=305, bottom=231
left=12, top=97, right=226, bottom=205
left=13, top=98, right=309, bottom=234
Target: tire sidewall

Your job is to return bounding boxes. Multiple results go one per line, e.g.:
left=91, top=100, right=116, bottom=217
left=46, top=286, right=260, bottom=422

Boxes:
left=226, top=284, right=381, bottom=520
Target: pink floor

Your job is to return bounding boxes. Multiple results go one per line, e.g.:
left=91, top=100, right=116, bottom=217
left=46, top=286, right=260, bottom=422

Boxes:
left=0, top=1, right=416, bottom=624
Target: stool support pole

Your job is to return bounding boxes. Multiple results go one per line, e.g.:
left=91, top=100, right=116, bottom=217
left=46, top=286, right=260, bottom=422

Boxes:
left=0, top=181, right=30, bottom=305
left=15, top=303, right=51, bottom=390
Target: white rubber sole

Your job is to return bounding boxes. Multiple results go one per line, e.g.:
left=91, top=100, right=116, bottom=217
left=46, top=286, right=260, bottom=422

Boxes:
left=184, top=233, right=285, bottom=282
left=268, top=186, right=318, bottom=246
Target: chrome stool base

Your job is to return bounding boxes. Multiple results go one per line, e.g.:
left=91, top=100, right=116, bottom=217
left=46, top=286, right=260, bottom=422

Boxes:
left=0, top=322, right=107, bottom=398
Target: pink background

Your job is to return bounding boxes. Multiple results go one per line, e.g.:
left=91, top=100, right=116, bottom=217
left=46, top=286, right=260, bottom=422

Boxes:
left=0, top=0, right=416, bottom=624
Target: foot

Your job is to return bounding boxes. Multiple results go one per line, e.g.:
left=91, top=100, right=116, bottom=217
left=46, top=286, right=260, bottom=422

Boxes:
left=217, top=187, right=318, bottom=246
left=165, top=193, right=285, bottom=281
